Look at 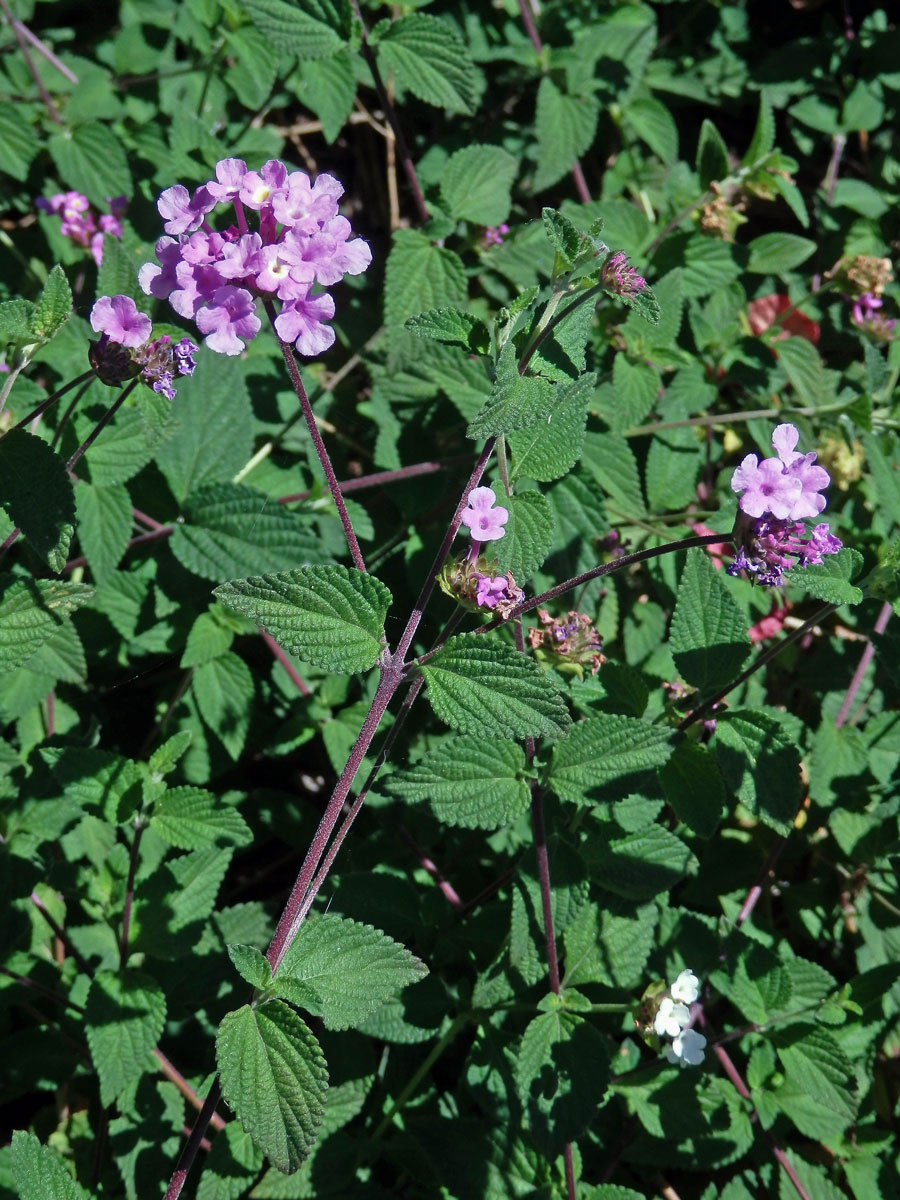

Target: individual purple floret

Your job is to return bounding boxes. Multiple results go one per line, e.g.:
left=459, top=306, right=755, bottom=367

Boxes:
left=88, top=295, right=196, bottom=400
left=729, top=424, right=841, bottom=587
left=601, top=250, right=645, bottom=297
left=851, top=292, right=897, bottom=343
left=139, top=157, right=372, bottom=357
left=460, top=486, right=509, bottom=549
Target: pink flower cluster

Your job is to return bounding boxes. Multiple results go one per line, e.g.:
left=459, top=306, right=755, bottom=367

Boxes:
left=729, top=424, right=841, bottom=587
left=89, top=294, right=197, bottom=401
left=37, top=191, right=126, bottom=266
left=138, top=158, right=371, bottom=357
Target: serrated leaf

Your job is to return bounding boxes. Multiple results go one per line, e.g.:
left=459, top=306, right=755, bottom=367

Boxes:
left=534, top=77, right=599, bottom=192
left=658, top=741, right=724, bottom=838
left=670, top=549, right=751, bottom=695
left=0, top=103, right=39, bottom=182
left=387, top=737, right=530, bottom=828
left=155, top=353, right=254, bottom=502
left=85, top=970, right=166, bottom=1105
left=405, top=307, right=490, bottom=355
left=375, top=14, right=478, bottom=115
left=610, top=355, right=660, bottom=431
left=626, top=96, right=678, bottom=163
left=152, top=786, right=251, bottom=849
left=548, top=714, right=673, bottom=805
left=10, top=1131, right=92, bottom=1200
left=192, top=652, right=255, bottom=760
left=31, top=266, right=73, bottom=342
left=467, top=341, right=556, bottom=439
left=0, top=429, right=76, bottom=572
left=0, top=579, right=94, bottom=673
left=228, top=943, right=273, bottom=990
left=722, top=941, right=792, bottom=1025
left=241, top=0, right=347, bottom=59
left=696, top=118, right=730, bottom=188
left=181, top=611, right=234, bottom=668
left=746, top=233, right=816, bottom=275
left=171, top=483, right=321, bottom=583
left=297, top=50, right=356, bottom=142
left=47, top=122, right=132, bottom=206
left=384, top=229, right=468, bottom=359
left=743, top=92, right=775, bottom=166
left=516, top=1010, right=610, bottom=1153
left=785, top=547, right=863, bottom=605
left=0, top=297, right=37, bottom=341
left=217, top=1000, right=328, bottom=1173
left=715, top=709, right=801, bottom=834
left=493, top=490, right=554, bottom=581
left=586, top=824, right=696, bottom=900
left=774, top=1025, right=858, bottom=1133
left=508, top=373, right=590, bottom=482
left=440, top=144, right=518, bottom=226
left=275, top=913, right=428, bottom=1030
left=215, top=565, right=391, bottom=673
left=542, top=208, right=591, bottom=265
left=421, top=632, right=571, bottom=740
left=148, top=730, right=192, bottom=778
left=74, top=479, right=132, bottom=582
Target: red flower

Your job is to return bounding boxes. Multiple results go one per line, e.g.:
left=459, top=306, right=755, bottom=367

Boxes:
left=747, top=294, right=820, bottom=344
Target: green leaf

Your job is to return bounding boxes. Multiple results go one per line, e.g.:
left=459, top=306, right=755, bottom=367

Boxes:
left=217, top=1000, right=328, bottom=1173
left=610, top=355, right=660, bottom=431
left=625, top=96, right=678, bottom=163
left=152, top=786, right=252, bottom=849
left=467, top=341, right=556, bottom=439
left=155, top=353, right=254, bottom=502
left=534, top=77, right=599, bottom=191
left=659, top=741, right=725, bottom=838
left=548, top=714, right=673, bottom=805
left=746, top=233, right=816, bottom=275
left=241, top=0, right=348, bottom=59
left=275, top=914, right=428, bottom=1030
left=493, top=490, right=554, bottom=581
left=440, top=144, right=518, bottom=225
left=228, top=943, right=273, bottom=990
left=0, top=579, right=94, bottom=673
left=421, top=632, right=571, bottom=740
left=713, top=939, right=792, bottom=1025
left=74, top=480, right=131, bottom=582
left=773, top=1026, right=858, bottom=1137
left=0, top=429, right=75, bottom=572
left=147, top=730, right=192, bottom=778
left=585, top=824, right=696, bottom=900
left=384, top=229, right=467, bottom=359
left=785, top=547, right=863, bottom=605
left=0, top=103, right=39, bottom=182
left=516, top=1010, right=610, bottom=1153
left=296, top=50, right=356, bottom=142
left=0, top=297, right=37, bottom=341
left=696, top=118, right=730, bottom=188
left=542, top=207, right=595, bottom=265
left=670, top=549, right=751, bottom=695
left=31, top=266, right=73, bottom=343
left=192, top=652, right=255, bottom=760
left=742, top=92, right=775, bottom=166
left=47, top=122, right=132, bottom=206
left=171, top=483, right=321, bottom=582
left=10, top=1131, right=92, bottom=1200
left=375, top=14, right=478, bottom=115
left=181, top=611, right=234, bottom=668
left=387, top=737, right=530, bottom=828
left=404, top=307, right=490, bottom=355
left=508, top=373, right=591, bottom=483
left=77, top=407, right=154, bottom=487
left=214, top=565, right=391, bottom=674
left=85, top=970, right=166, bottom=1105
left=715, top=709, right=802, bottom=834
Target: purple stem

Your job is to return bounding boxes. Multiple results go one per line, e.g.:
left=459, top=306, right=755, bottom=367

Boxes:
left=163, top=1079, right=224, bottom=1200
left=0, top=0, right=63, bottom=123
left=834, top=600, right=892, bottom=728
left=12, top=18, right=78, bottom=81
left=736, top=837, right=788, bottom=926
left=154, top=1048, right=226, bottom=1131
left=31, top=891, right=92, bottom=975
left=267, top=306, right=366, bottom=572
left=6, top=370, right=95, bottom=434
left=66, top=383, right=136, bottom=474
left=261, top=630, right=311, bottom=697
left=399, top=826, right=464, bottom=908
left=278, top=458, right=451, bottom=504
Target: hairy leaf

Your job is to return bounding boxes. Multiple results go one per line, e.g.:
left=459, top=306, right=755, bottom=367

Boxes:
left=387, top=737, right=530, bottom=828
left=670, top=549, right=751, bottom=695
left=375, top=15, right=478, bottom=115
left=85, top=970, right=166, bottom=1105
left=0, top=579, right=93, bottom=673
left=152, top=786, right=252, bottom=849
left=548, top=714, right=673, bottom=804
left=11, top=1131, right=92, bottom=1200
left=0, top=429, right=75, bottom=572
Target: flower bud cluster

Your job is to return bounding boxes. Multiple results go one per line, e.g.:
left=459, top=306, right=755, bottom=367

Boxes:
left=528, top=608, right=606, bottom=678
left=89, top=294, right=197, bottom=400
left=138, top=157, right=371, bottom=357
left=37, top=191, right=126, bottom=266
left=600, top=250, right=645, bottom=298
left=729, top=423, right=841, bottom=587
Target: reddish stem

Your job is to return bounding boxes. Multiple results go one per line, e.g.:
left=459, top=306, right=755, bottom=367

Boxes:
left=261, top=630, right=311, bottom=697
left=0, top=0, right=63, bottom=122
left=278, top=458, right=451, bottom=504
left=834, top=600, right=892, bottom=728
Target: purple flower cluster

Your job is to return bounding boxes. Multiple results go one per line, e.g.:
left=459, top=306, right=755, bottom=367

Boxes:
left=37, top=191, right=126, bottom=267
left=138, top=157, right=371, bottom=357
left=483, top=224, right=509, bottom=247
left=89, top=294, right=197, bottom=401
left=528, top=608, right=606, bottom=677
left=851, top=293, right=897, bottom=343
left=601, top=250, right=645, bottom=298
left=729, top=423, right=841, bottom=586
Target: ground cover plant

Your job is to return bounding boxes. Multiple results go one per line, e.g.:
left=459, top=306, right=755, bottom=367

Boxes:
left=1, top=1, right=900, bottom=1197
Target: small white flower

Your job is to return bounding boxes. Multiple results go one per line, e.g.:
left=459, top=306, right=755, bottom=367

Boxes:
left=670, top=968, right=700, bottom=1005
left=653, top=996, right=691, bottom=1038
left=664, top=1028, right=707, bottom=1068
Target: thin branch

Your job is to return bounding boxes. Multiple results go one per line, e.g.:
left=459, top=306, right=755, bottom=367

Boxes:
left=0, top=0, right=63, bottom=122
left=9, top=18, right=78, bottom=81
left=834, top=599, right=892, bottom=728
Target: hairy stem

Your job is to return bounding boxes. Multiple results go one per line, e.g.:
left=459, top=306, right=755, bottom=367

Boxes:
left=834, top=599, right=892, bottom=728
